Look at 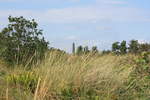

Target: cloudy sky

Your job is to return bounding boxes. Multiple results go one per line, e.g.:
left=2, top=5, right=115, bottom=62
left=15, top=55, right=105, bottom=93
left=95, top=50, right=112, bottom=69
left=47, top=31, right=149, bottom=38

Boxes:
left=0, top=0, right=150, bottom=52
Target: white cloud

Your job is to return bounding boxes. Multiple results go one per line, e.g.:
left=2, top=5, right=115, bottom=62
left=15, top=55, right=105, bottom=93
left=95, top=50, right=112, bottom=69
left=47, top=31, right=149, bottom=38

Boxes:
left=0, top=0, right=15, bottom=1
left=5, top=8, right=150, bottom=23
left=96, top=26, right=112, bottom=31
left=96, top=0, right=127, bottom=5
left=138, top=39, right=150, bottom=44
left=66, top=35, right=78, bottom=40
left=0, top=7, right=97, bottom=24
left=0, top=2, right=150, bottom=25
left=0, top=0, right=80, bottom=2
left=0, top=0, right=124, bottom=4
left=70, top=0, right=80, bottom=2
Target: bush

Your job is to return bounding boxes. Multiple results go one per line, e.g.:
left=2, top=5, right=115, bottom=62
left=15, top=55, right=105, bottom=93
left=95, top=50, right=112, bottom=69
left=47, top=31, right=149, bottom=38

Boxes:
left=128, top=40, right=139, bottom=54
left=6, top=72, right=39, bottom=93
left=0, top=16, right=49, bottom=66
left=60, top=86, right=100, bottom=100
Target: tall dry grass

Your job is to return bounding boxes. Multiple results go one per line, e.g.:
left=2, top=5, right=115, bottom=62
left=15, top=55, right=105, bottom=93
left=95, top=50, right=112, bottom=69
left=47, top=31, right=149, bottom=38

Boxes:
left=32, top=52, right=136, bottom=100
left=0, top=51, right=149, bottom=100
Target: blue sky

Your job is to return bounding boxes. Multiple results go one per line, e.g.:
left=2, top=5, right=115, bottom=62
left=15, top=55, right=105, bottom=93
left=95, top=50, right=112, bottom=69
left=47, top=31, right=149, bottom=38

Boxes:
left=0, top=0, right=150, bottom=52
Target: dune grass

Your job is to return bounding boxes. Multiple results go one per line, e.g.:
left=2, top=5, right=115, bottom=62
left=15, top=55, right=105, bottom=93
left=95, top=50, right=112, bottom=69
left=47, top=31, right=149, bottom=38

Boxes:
left=0, top=51, right=150, bottom=100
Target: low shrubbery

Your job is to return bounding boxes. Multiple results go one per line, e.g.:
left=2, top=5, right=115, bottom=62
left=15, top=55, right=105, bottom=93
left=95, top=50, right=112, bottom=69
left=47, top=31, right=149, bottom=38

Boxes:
left=6, top=72, right=39, bottom=93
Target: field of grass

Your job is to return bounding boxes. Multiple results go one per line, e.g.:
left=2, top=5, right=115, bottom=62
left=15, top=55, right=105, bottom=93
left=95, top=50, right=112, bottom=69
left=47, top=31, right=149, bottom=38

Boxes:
left=0, top=51, right=150, bottom=100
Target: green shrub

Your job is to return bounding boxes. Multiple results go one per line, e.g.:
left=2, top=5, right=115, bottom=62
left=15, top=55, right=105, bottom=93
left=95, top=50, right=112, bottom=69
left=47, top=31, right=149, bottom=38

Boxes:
left=6, top=72, right=39, bottom=93
left=60, top=85, right=101, bottom=100
left=0, top=16, right=49, bottom=66
left=0, top=70, right=6, bottom=76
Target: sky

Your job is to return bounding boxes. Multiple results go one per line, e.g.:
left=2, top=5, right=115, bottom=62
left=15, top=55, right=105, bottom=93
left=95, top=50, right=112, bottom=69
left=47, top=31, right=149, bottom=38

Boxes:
left=0, top=0, right=150, bottom=52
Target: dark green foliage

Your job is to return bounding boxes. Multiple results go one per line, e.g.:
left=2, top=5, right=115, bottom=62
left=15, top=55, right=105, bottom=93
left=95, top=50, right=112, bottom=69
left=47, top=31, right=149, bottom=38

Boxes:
left=83, top=46, right=90, bottom=54
left=91, top=46, right=98, bottom=53
left=119, top=53, right=150, bottom=100
left=111, top=40, right=150, bottom=55
left=120, top=40, right=127, bottom=54
left=128, top=40, right=139, bottom=54
left=72, top=42, right=75, bottom=54
left=75, top=45, right=99, bottom=55
left=139, top=43, right=150, bottom=53
left=136, top=52, right=150, bottom=66
left=49, top=47, right=66, bottom=54
left=76, top=45, right=83, bottom=55
left=60, top=85, right=100, bottom=100
left=0, top=70, right=6, bottom=76
left=112, top=42, right=120, bottom=54
left=102, top=50, right=111, bottom=55
left=0, top=16, right=49, bottom=66
left=61, top=87, right=78, bottom=100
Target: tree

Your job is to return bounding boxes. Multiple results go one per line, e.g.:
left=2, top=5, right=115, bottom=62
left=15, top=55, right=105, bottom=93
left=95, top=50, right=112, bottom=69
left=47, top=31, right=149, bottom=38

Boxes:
left=72, top=42, right=75, bottom=54
left=120, top=40, right=127, bottom=54
left=139, top=43, right=150, bottom=53
left=112, top=42, right=120, bottom=54
left=102, top=50, right=111, bottom=55
left=76, top=45, right=83, bottom=55
left=91, top=46, right=98, bottom=54
left=128, top=40, right=139, bottom=54
left=0, top=16, right=49, bottom=66
left=83, top=46, right=90, bottom=54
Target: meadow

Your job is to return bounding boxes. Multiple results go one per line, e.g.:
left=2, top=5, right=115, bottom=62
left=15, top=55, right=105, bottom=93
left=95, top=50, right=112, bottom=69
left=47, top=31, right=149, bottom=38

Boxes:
left=0, top=16, right=150, bottom=100
left=0, top=50, right=150, bottom=100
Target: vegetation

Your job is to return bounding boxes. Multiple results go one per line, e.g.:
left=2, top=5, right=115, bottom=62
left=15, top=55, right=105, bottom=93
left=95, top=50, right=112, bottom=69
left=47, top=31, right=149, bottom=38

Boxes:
left=128, top=40, right=139, bottom=54
left=0, top=16, right=49, bottom=66
left=76, top=45, right=83, bottom=55
left=72, top=43, right=75, bottom=54
left=111, top=40, right=150, bottom=55
left=73, top=39, right=150, bottom=56
left=91, top=46, right=98, bottom=54
left=0, top=51, right=150, bottom=100
left=120, top=40, right=127, bottom=54
left=83, top=46, right=90, bottom=54
left=112, top=41, right=120, bottom=54
left=0, top=16, right=150, bottom=100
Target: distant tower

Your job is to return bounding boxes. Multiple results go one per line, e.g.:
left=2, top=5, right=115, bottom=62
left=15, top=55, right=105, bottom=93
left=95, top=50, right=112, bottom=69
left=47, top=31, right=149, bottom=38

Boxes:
left=72, top=42, right=75, bottom=54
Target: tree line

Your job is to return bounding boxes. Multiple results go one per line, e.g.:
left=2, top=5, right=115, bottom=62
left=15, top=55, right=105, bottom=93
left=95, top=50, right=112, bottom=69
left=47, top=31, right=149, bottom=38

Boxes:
left=112, top=40, right=150, bottom=55
left=72, top=42, right=98, bottom=55
left=72, top=40, right=150, bottom=55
